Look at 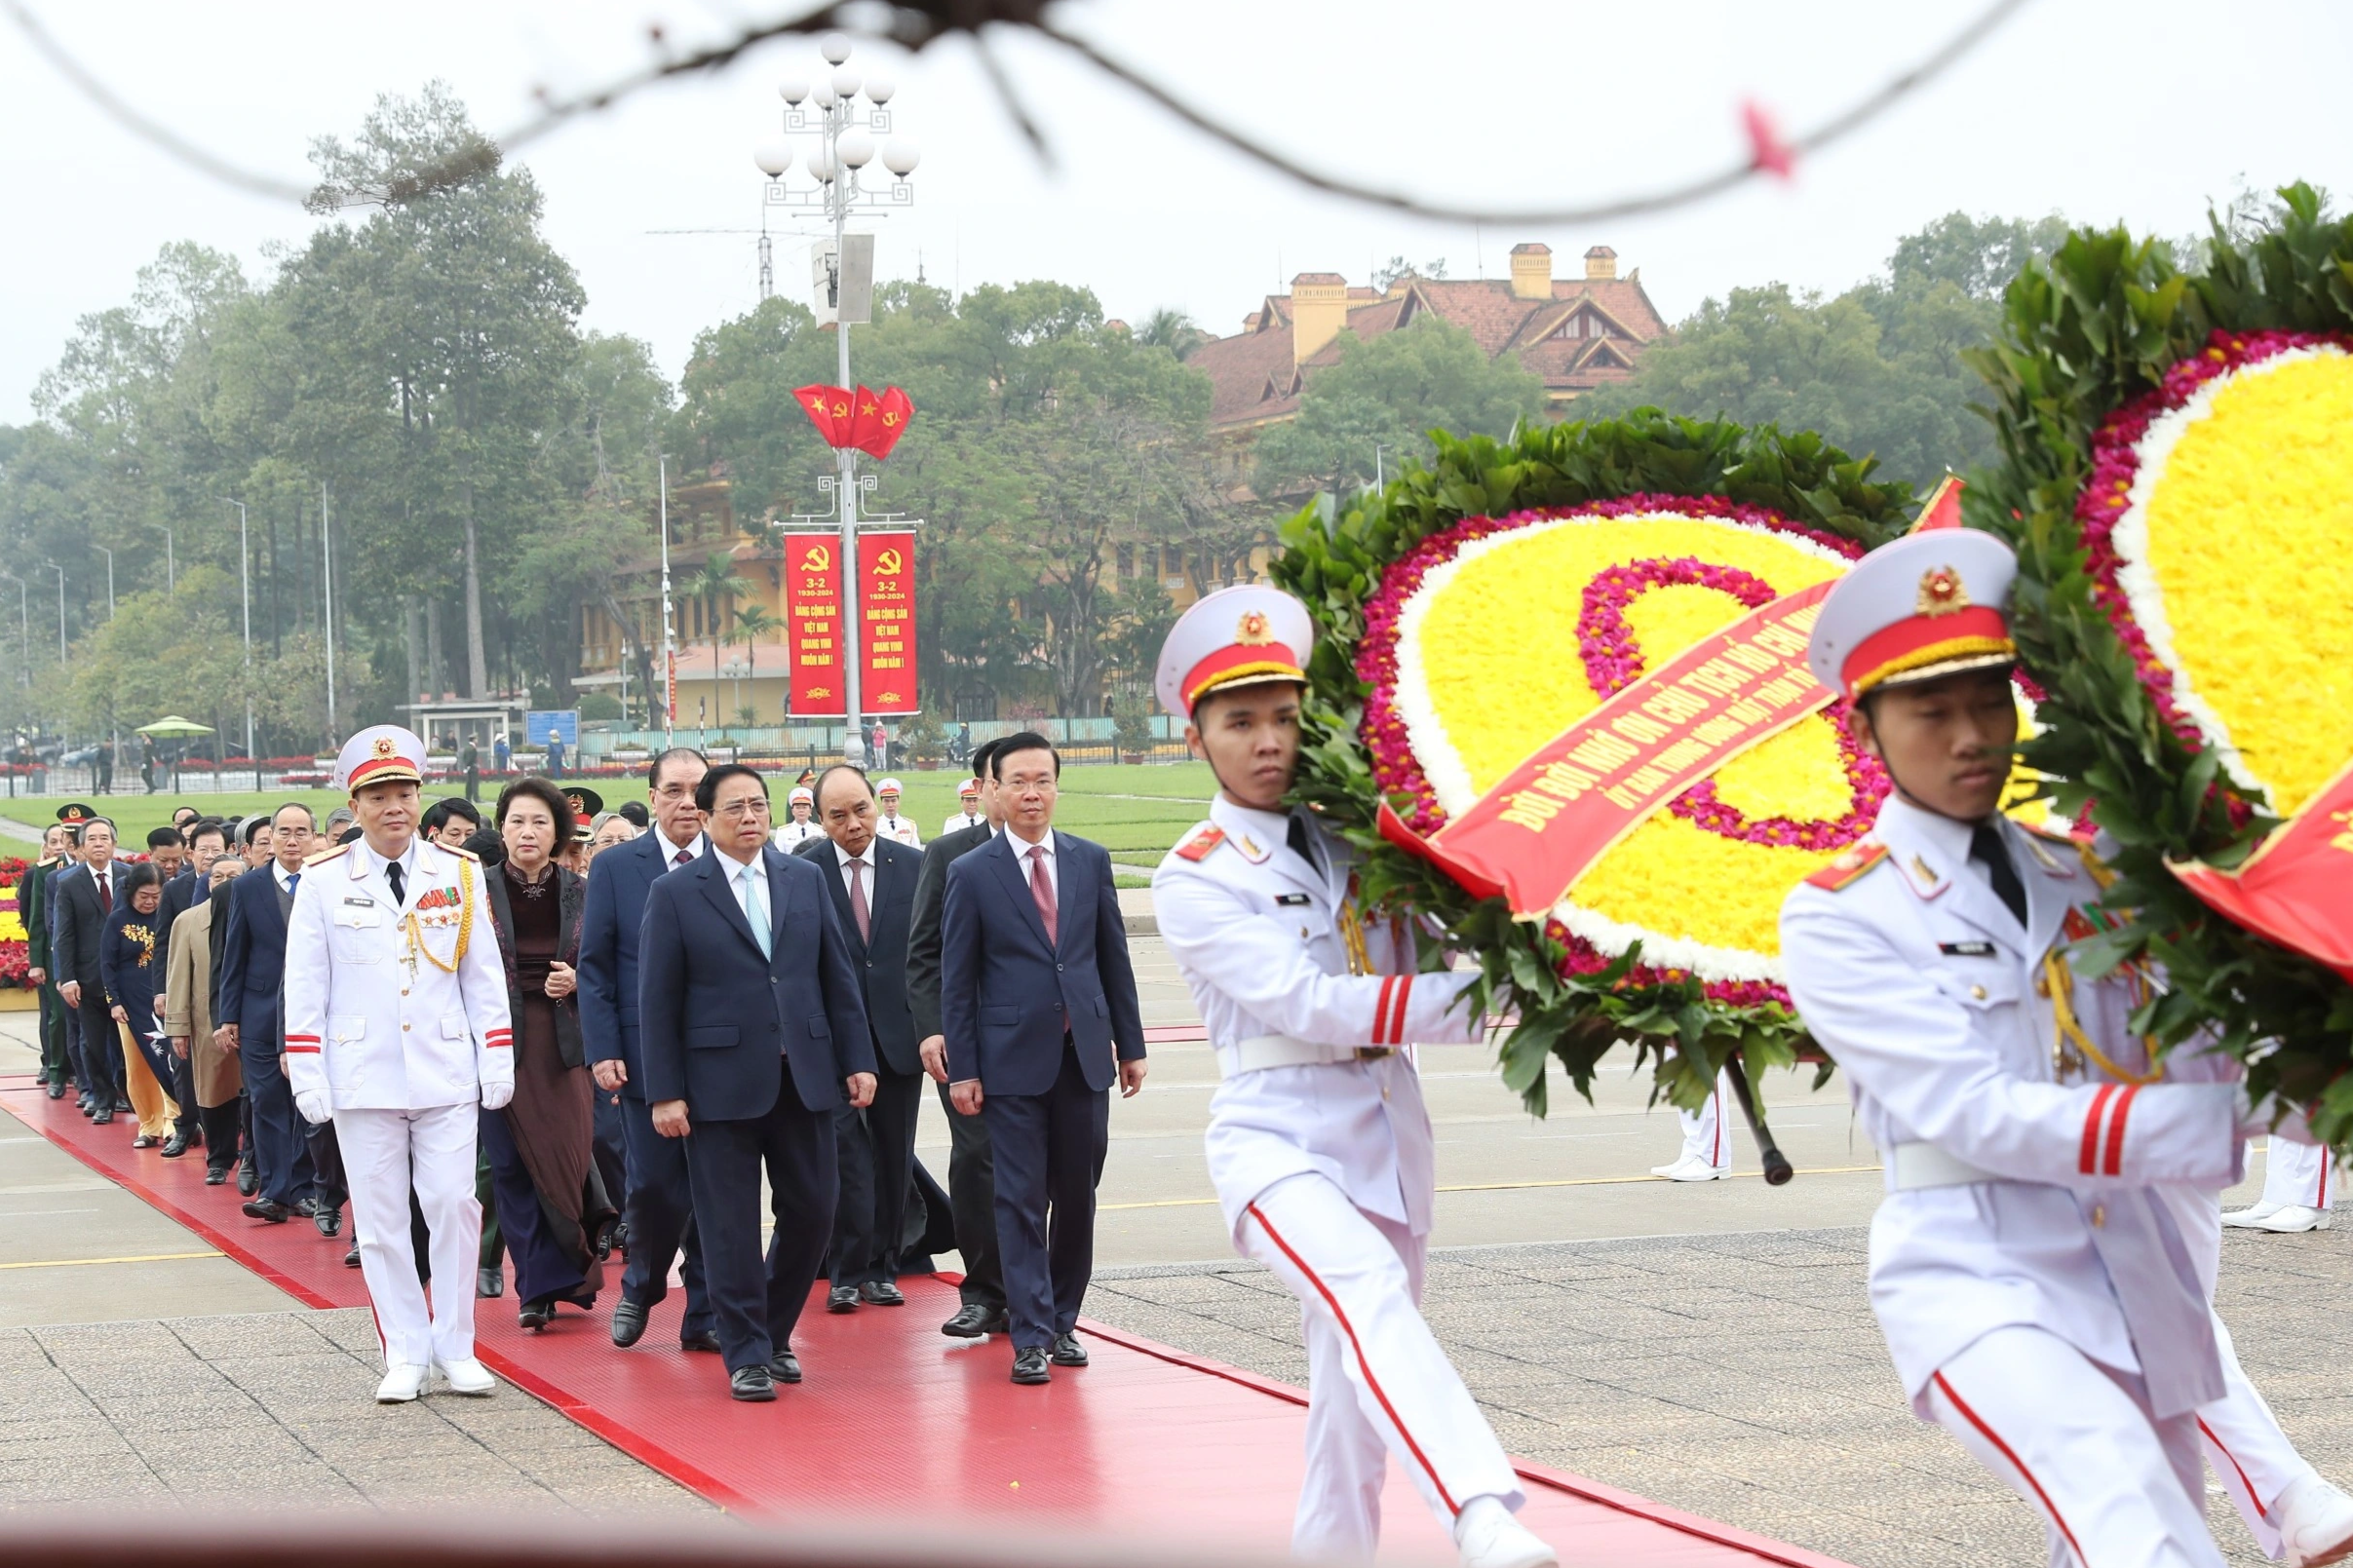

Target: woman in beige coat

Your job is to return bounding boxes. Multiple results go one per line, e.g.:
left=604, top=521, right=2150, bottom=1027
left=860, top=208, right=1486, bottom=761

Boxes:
left=164, top=857, right=245, bottom=1186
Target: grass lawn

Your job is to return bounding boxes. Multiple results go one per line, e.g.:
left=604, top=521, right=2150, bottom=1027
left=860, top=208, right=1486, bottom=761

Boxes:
left=0, top=761, right=1219, bottom=884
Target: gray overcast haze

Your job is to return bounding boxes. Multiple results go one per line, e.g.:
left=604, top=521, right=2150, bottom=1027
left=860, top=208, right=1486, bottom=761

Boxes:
left=4, top=0, right=2349, bottom=424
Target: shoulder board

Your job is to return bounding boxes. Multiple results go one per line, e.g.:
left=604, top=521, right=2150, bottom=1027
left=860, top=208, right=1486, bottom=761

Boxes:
left=444, top=844, right=480, bottom=860
left=2020, top=818, right=2075, bottom=842
left=1804, top=840, right=1889, bottom=892
left=303, top=843, right=352, bottom=867
left=1173, top=823, right=1227, bottom=862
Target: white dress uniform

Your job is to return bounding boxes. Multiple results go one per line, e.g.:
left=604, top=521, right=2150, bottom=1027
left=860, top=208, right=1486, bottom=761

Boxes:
left=874, top=781, right=922, bottom=848
left=2226, top=1136, right=2336, bottom=1231
left=1781, top=531, right=2342, bottom=1568
left=1657, top=1068, right=1737, bottom=1179
left=1152, top=586, right=1544, bottom=1568
left=283, top=726, right=513, bottom=1397
left=772, top=788, right=824, bottom=849
left=942, top=807, right=984, bottom=835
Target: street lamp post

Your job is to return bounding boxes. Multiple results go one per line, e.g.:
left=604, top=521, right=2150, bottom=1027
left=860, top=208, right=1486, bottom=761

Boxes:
left=47, top=565, right=63, bottom=664
left=0, top=572, right=26, bottom=687
left=221, top=499, right=253, bottom=764
left=96, top=546, right=115, bottom=620
left=162, top=526, right=174, bottom=593
left=759, top=30, right=920, bottom=765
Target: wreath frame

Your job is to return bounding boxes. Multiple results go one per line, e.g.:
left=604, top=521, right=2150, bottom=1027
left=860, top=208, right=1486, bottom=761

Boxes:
left=1966, top=181, right=2353, bottom=1135
left=1269, top=410, right=1913, bottom=1114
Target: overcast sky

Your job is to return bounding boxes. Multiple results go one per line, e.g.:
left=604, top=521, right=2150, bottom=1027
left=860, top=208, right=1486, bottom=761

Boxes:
left=4, top=0, right=2349, bottom=424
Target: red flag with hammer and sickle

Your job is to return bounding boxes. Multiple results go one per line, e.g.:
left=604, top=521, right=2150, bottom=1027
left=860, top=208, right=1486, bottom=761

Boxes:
left=852, top=385, right=915, bottom=460
left=795, top=384, right=855, bottom=446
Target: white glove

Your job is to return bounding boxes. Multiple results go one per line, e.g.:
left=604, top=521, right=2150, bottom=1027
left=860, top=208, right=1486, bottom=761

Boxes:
left=294, top=1089, right=332, bottom=1126
left=480, top=1080, right=515, bottom=1111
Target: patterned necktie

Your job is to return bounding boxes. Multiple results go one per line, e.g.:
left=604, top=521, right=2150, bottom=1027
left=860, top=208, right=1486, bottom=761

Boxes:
left=847, top=857, right=871, bottom=942
left=1969, top=822, right=2028, bottom=929
left=1027, top=844, right=1058, bottom=947
left=739, top=864, right=771, bottom=958
left=385, top=861, right=405, bottom=906
left=674, top=848, right=693, bottom=866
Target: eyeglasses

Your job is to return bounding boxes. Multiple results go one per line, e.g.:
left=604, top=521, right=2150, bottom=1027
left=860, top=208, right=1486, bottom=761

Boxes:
left=712, top=797, right=771, bottom=820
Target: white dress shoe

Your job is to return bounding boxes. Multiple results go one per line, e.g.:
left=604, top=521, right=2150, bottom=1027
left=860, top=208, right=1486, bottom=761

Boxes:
left=2277, top=1474, right=2353, bottom=1565
left=436, top=1358, right=497, bottom=1396
left=375, top=1364, right=428, bottom=1403
left=2222, top=1200, right=2288, bottom=1227
left=1649, top=1158, right=1687, bottom=1177
left=1660, top=1155, right=1732, bottom=1182
left=1454, top=1496, right=1558, bottom=1568
left=2253, top=1205, right=2333, bottom=1233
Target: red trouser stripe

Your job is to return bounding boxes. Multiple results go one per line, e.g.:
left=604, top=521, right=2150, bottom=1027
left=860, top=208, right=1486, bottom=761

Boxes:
left=1933, top=1370, right=2087, bottom=1565
left=2080, top=1085, right=2117, bottom=1174
left=1371, top=976, right=1397, bottom=1047
left=1710, top=1085, right=1723, bottom=1166
left=1246, top=1201, right=1459, bottom=1517
left=2198, top=1417, right=2271, bottom=1516
left=2102, top=1085, right=2141, bottom=1177
left=2321, top=1156, right=2332, bottom=1209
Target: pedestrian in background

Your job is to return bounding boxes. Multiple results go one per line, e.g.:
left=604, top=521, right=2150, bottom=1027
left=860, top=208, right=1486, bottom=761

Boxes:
left=460, top=736, right=482, bottom=803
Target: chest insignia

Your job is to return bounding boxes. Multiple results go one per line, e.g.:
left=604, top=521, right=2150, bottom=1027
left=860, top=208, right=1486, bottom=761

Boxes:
left=1174, top=824, right=1226, bottom=862
left=1235, top=833, right=1268, bottom=862
left=1276, top=892, right=1312, bottom=906
left=1939, top=940, right=1996, bottom=957
left=1803, top=840, right=1888, bottom=892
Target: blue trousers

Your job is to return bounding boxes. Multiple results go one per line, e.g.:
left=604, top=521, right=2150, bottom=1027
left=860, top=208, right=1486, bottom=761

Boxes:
left=615, top=1089, right=713, bottom=1338
left=982, top=1041, right=1109, bottom=1351
left=681, top=1088, right=835, bottom=1374
left=237, top=1034, right=315, bottom=1207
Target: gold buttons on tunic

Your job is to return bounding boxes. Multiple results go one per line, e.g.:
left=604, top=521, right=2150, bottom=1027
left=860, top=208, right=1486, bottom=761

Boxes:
left=2033, top=973, right=2051, bottom=998
left=1969, top=984, right=1987, bottom=1001
left=2092, top=1205, right=2106, bottom=1229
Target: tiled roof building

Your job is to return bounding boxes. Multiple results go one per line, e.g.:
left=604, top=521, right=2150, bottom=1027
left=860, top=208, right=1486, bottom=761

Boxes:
left=1189, top=244, right=1663, bottom=436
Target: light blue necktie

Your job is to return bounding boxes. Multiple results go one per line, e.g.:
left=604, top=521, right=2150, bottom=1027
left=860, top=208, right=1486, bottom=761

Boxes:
left=739, top=864, right=771, bottom=958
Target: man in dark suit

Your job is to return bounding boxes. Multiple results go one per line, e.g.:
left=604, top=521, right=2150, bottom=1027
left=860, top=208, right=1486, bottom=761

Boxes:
left=942, top=732, right=1146, bottom=1385
left=22, top=822, right=69, bottom=1099
left=581, top=746, right=721, bottom=1353
left=638, top=763, right=875, bottom=1402
left=217, top=803, right=322, bottom=1221
left=908, top=738, right=1007, bottom=1336
left=154, top=820, right=228, bottom=1159
left=793, top=764, right=922, bottom=1313
left=51, top=814, right=133, bottom=1124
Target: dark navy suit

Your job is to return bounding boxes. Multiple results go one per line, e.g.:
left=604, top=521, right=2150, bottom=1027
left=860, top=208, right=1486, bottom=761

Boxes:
left=51, top=860, right=132, bottom=1110
left=941, top=829, right=1145, bottom=1350
left=579, top=828, right=714, bottom=1340
left=217, top=863, right=316, bottom=1207
left=638, top=846, right=873, bottom=1373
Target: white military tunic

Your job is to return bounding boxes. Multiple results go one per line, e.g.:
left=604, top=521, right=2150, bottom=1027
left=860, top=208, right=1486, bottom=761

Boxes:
left=1156, top=793, right=1523, bottom=1561
left=771, top=819, right=824, bottom=849
left=876, top=810, right=921, bottom=848
left=942, top=809, right=984, bottom=836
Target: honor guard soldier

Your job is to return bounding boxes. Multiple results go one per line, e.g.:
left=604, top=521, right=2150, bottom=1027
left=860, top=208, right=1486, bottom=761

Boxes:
left=284, top=725, right=515, bottom=1405
left=772, top=784, right=824, bottom=848
left=943, top=778, right=984, bottom=836
left=874, top=778, right=921, bottom=848
left=1782, top=531, right=2353, bottom=1567
left=1151, top=587, right=1555, bottom=1568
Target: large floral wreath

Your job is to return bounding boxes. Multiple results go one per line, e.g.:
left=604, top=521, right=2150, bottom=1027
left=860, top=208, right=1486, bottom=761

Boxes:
left=1971, top=182, right=2353, bottom=1133
left=1272, top=413, right=1914, bottom=1112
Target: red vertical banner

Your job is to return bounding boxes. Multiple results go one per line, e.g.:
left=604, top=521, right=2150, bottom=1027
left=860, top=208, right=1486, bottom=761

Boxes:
left=786, top=534, right=846, bottom=716
left=858, top=529, right=918, bottom=714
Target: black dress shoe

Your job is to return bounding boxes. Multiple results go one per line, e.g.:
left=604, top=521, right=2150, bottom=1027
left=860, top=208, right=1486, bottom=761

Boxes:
left=242, top=1198, right=289, bottom=1223
left=1010, top=1347, right=1051, bottom=1385
left=479, top=1267, right=506, bottom=1300
left=827, top=1284, right=860, bottom=1314
left=593, top=1219, right=617, bottom=1262
left=344, top=1242, right=361, bottom=1268
left=45, top=1081, right=63, bottom=1100
left=941, top=1302, right=1008, bottom=1337
left=159, top=1132, right=193, bottom=1158
left=91, top=1109, right=113, bottom=1126
left=236, top=1162, right=257, bottom=1198
left=729, top=1365, right=776, bottom=1402
left=678, top=1330, right=722, bottom=1355
left=314, top=1206, right=342, bottom=1239
left=113, top=1096, right=132, bottom=1113
left=518, top=1298, right=553, bottom=1332
left=609, top=1297, right=647, bottom=1346
left=767, top=1351, right=802, bottom=1385
left=608, top=1220, right=629, bottom=1257
left=204, top=1167, right=228, bottom=1186
left=291, top=1195, right=320, bottom=1218
left=1051, top=1330, right=1089, bottom=1367
left=131, top=1132, right=158, bottom=1149
left=860, top=1280, right=906, bottom=1307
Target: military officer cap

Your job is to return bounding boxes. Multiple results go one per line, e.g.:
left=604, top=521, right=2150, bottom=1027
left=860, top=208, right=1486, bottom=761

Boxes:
left=55, top=802, right=96, bottom=825
left=334, top=725, right=428, bottom=791
left=956, top=778, right=979, bottom=798
left=789, top=784, right=814, bottom=806
left=1807, top=530, right=2019, bottom=703
left=563, top=786, right=603, bottom=835
left=1154, top=584, right=1314, bottom=719
left=877, top=778, right=904, bottom=797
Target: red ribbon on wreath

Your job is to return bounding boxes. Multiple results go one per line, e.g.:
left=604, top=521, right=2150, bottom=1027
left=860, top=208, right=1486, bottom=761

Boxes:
left=795, top=383, right=916, bottom=460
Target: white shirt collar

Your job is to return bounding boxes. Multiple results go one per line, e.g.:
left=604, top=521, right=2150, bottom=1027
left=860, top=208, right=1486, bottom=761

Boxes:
left=715, top=845, right=766, bottom=881
left=1005, top=826, right=1056, bottom=860
left=1872, top=791, right=1981, bottom=872
left=831, top=837, right=871, bottom=868
left=654, top=824, right=702, bottom=864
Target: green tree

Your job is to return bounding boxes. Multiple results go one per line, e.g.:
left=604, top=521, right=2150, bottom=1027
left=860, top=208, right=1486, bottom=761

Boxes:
left=1254, top=317, right=1545, bottom=497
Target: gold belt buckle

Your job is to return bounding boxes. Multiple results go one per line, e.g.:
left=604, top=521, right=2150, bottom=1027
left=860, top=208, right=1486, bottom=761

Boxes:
left=1356, top=1047, right=1395, bottom=1061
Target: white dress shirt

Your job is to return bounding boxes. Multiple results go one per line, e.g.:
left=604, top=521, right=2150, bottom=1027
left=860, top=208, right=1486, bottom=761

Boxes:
left=717, top=847, right=771, bottom=933
left=361, top=837, right=420, bottom=901
left=829, top=838, right=875, bottom=902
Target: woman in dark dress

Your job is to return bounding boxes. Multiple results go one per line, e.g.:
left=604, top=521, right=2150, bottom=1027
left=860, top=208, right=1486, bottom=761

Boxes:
left=100, top=863, right=173, bottom=1148
left=481, top=778, right=615, bottom=1328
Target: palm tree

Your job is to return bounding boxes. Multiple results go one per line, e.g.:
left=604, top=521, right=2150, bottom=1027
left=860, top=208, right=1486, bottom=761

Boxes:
left=730, top=604, right=787, bottom=725
left=684, top=555, right=752, bottom=644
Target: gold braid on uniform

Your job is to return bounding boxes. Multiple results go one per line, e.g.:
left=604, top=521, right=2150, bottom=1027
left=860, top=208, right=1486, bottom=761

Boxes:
left=403, top=858, right=477, bottom=975
left=1337, top=873, right=1373, bottom=978
left=2047, top=840, right=2162, bottom=1086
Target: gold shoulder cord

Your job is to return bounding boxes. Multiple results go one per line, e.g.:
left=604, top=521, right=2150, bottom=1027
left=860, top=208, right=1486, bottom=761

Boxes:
left=403, top=857, right=476, bottom=975
left=1337, top=872, right=1373, bottom=977
left=2047, top=840, right=2161, bottom=1086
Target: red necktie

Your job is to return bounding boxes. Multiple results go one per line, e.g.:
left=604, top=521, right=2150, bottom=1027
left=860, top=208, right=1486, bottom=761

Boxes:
left=1027, top=844, right=1057, bottom=947
left=674, top=848, right=692, bottom=866
left=96, top=870, right=111, bottom=913
left=848, top=857, right=871, bottom=942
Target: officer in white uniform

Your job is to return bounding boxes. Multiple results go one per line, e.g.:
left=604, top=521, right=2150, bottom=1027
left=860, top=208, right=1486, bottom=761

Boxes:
left=285, top=725, right=515, bottom=1404
left=2224, top=1137, right=2336, bottom=1233
left=943, top=779, right=984, bottom=836
left=1782, top=531, right=2352, bottom=1567
left=874, top=779, right=922, bottom=848
left=772, top=784, right=824, bottom=848
left=1652, top=1067, right=1737, bottom=1181
left=1151, top=586, right=1554, bottom=1568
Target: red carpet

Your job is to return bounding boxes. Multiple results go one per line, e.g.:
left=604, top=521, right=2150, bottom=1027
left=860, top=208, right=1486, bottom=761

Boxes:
left=5, top=1082, right=1850, bottom=1566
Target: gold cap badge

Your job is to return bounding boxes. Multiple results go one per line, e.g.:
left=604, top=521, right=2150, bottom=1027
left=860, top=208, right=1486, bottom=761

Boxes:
left=372, top=737, right=398, bottom=757
left=1915, top=566, right=1969, bottom=617
left=1235, top=609, right=1273, bottom=645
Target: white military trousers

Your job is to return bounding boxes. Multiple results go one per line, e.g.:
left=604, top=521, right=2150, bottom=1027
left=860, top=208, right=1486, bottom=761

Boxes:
left=2199, top=1313, right=2318, bottom=1560
left=335, top=1103, right=481, bottom=1371
left=1674, top=1069, right=1738, bottom=1171
left=1924, top=1324, right=2223, bottom=1568
left=1238, top=1171, right=1523, bottom=1562
left=2256, top=1138, right=2334, bottom=1212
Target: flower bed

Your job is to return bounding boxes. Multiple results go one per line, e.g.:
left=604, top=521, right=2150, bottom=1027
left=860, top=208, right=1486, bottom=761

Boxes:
left=1273, top=412, right=1914, bottom=1111
left=1972, top=182, right=2353, bottom=1131
left=0, top=857, right=34, bottom=984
